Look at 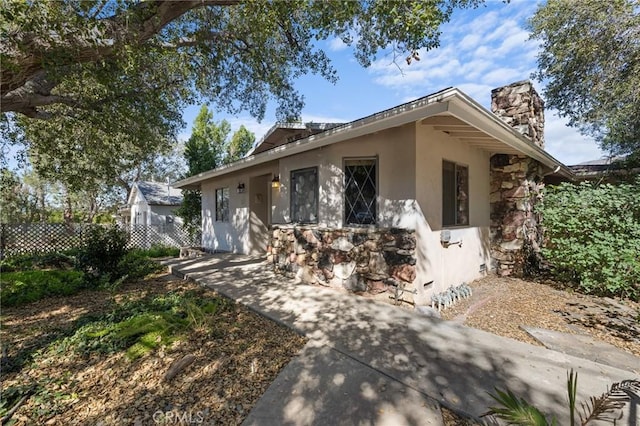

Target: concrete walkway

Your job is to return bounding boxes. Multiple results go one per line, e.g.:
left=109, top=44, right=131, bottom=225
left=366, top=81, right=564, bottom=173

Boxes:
left=163, top=255, right=639, bottom=425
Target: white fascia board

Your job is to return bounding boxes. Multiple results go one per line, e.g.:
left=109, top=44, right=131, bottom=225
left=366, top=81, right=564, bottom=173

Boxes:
left=126, top=184, right=138, bottom=206
left=446, top=93, right=574, bottom=179
left=173, top=92, right=453, bottom=189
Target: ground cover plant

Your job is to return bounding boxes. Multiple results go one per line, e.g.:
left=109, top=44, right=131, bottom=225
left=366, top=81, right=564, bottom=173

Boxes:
left=0, top=274, right=306, bottom=425
left=0, top=224, right=179, bottom=308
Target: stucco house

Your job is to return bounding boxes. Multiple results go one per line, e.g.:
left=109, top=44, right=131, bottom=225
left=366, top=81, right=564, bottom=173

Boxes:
left=125, top=181, right=184, bottom=227
left=174, top=80, right=573, bottom=306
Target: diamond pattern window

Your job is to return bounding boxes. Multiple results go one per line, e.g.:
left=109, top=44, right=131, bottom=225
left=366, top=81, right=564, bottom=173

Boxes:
left=291, top=167, right=318, bottom=223
left=442, top=160, right=469, bottom=226
left=215, top=187, right=229, bottom=222
left=344, top=158, right=377, bottom=225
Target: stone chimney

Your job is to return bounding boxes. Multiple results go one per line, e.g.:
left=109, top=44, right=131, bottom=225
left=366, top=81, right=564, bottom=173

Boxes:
left=489, top=80, right=546, bottom=277
left=491, top=80, right=545, bottom=148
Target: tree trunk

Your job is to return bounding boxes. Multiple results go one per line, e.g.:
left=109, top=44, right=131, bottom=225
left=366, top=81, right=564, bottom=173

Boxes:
left=63, top=192, right=73, bottom=226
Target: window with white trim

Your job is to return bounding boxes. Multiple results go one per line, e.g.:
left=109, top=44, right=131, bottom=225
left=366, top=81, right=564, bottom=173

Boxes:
left=442, top=160, right=469, bottom=226
left=291, top=167, right=318, bottom=223
left=344, top=158, right=377, bottom=225
left=215, top=187, right=229, bottom=222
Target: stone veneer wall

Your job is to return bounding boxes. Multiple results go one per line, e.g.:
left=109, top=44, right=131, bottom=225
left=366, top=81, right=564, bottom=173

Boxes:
left=489, top=154, right=544, bottom=276
left=491, top=80, right=545, bottom=149
left=490, top=80, right=546, bottom=276
left=269, top=225, right=417, bottom=304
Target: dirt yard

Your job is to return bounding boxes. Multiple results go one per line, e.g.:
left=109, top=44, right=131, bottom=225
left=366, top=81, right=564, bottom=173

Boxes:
left=0, top=273, right=306, bottom=425
left=439, top=275, right=640, bottom=357
left=1, top=270, right=637, bottom=425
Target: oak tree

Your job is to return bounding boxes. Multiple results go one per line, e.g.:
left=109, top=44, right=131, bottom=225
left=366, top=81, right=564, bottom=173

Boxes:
left=529, top=0, right=640, bottom=158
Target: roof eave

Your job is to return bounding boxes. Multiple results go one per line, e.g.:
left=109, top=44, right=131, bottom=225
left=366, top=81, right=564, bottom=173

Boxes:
left=446, top=93, right=574, bottom=180
left=173, top=87, right=574, bottom=188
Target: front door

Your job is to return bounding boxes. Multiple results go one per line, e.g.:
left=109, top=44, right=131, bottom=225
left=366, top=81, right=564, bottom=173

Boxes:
left=249, top=174, right=270, bottom=255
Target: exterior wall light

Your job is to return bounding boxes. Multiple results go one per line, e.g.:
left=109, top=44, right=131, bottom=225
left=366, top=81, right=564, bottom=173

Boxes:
left=237, top=182, right=245, bottom=193
left=271, top=175, right=281, bottom=189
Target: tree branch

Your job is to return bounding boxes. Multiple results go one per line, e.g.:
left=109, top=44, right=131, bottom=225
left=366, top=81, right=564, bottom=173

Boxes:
left=1, top=0, right=240, bottom=113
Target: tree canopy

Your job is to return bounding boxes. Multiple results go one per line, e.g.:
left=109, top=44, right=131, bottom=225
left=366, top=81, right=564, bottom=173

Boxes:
left=2, top=0, right=483, bottom=208
left=176, top=105, right=254, bottom=235
left=529, top=0, right=640, bottom=158
left=2, top=0, right=482, bottom=122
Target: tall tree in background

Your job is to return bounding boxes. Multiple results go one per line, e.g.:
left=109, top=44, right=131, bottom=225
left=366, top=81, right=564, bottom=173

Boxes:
left=0, top=169, right=42, bottom=223
left=529, top=0, right=640, bottom=160
left=176, top=106, right=254, bottom=236
left=227, top=126, right=255, bottom=163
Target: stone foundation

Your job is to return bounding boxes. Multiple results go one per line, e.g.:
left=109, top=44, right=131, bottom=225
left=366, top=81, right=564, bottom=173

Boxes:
left=269, top=225, right=416, bottom=304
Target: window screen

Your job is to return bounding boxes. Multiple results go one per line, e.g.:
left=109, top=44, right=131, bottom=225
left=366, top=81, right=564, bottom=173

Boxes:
left=291, top=167, right=318, bottom=223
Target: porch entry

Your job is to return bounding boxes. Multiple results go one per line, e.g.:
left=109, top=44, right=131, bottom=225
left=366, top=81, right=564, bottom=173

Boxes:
left=249, top=174, right=271, bottom=255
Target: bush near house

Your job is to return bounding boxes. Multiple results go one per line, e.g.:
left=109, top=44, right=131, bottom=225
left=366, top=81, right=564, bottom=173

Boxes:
left=539, top=178, right=640, bottom=300
left=0, top=238, right=178, bottom=307
left=1, top=270, right=86, bottom=307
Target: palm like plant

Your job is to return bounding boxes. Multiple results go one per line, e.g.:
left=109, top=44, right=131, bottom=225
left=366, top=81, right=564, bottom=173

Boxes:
left=485, top=370, right=640, bottom=426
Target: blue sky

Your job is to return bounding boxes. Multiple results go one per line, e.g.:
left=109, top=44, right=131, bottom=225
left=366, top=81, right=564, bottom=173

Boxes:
left=181, top=0, right=604, bottom=166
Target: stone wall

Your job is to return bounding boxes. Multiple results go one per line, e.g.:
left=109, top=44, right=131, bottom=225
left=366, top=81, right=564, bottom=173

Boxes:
left=490, top=80, right=546, bottom=276
left=269, top=225, right=416, bottom=304
left=489, top=154, right=544, bottom=276
left=491, top=80, right=545, bottom=148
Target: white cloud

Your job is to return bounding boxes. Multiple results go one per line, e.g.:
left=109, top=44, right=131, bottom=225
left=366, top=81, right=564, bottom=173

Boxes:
left=544, top=111, right=604, bottom=165
left=456, top=83, right=494, bottom=106
left=483, top=67, right=522, bottom=86
left=328, top=37, right=349, bottom=52
left=459, top=33, right=481, bottom=51
left=494, top=27, right=530, bottom=56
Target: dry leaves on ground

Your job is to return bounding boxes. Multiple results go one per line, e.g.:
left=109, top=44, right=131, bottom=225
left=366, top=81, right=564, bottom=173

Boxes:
left=440, top=276, right=640, bottom=357
left=0, top=273, right=306, bottom=425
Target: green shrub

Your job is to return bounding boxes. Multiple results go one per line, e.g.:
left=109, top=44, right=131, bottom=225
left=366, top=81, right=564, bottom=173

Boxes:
left=0, top=251, right=77, bottom=272
left=539, top=179, right=640, bottom=300
left=117, top=250, right=165, bottom=280
left=1, top=270, right=86, bottom=306
left=49, top=291, right=229, bottom=360
left=486, top=369, right=640, bottom=425
left=75, top=226, right=129, bottom=280
left=136, top=244, right=180, bottom=258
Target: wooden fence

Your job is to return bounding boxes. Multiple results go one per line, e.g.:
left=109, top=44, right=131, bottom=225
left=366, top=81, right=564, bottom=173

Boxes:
left=0, top=223, right=200, bottom=257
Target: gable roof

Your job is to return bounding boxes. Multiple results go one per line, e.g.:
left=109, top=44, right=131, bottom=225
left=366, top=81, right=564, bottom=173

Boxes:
left=174, top=87, right=573, bottom=190
left=248, top=122, right=345, bottom=155
left=131, top=181, right=183, bottom=206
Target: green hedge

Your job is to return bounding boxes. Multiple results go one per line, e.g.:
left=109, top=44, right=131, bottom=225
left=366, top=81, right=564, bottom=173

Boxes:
left=539, top=179, right=640, bottom=300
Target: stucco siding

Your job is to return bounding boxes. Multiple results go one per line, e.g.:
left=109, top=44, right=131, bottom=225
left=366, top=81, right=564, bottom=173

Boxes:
left=274, top=124, right=417, bottom=228
left=413, top=122, right=492, bottom=302
left=197, top=122, right=493, bottom=304
left=201, top=162, right=278, bottom=253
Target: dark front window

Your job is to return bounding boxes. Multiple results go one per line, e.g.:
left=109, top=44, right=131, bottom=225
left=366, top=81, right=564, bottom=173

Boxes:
left=344, top=158, right=377, bottom=225
left=291, top=167, right=318, bottom=223
left=442, top=160, right=469, bottom=226
left=215, top=187, right=229, bottom=222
